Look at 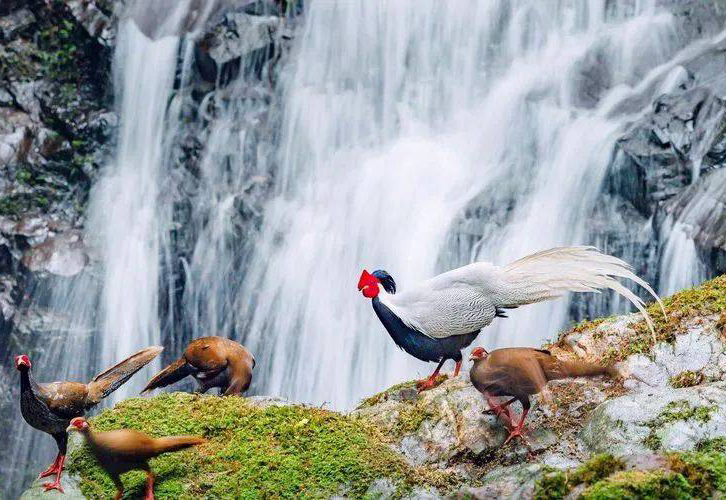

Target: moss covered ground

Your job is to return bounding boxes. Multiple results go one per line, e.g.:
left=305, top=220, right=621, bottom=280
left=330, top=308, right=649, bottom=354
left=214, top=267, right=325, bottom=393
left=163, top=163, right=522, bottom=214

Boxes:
left=557, top=275, right=726, bottom=362
left=534, top=451, right=726, bottom=500
left=69, top=393, right=460, bottom=499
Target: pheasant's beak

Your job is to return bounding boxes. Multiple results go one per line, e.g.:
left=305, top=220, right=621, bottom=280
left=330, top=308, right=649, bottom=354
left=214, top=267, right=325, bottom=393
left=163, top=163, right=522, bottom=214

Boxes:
left=66, top=424, right=76, bottom=432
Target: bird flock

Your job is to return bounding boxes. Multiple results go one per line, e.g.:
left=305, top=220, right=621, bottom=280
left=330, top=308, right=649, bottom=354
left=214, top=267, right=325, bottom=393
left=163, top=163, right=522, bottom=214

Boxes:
left=15, top=245, right=663, bottom=498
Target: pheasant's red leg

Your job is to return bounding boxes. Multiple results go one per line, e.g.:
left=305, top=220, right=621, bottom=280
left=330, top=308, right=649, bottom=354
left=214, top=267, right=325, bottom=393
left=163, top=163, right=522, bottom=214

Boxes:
left=503, top=406, right=530, bottom=445
left=144, top=472, right=155, bottom=500
left=484, top=394, right=514, bottom=429
left=453, top=360, right=462, bottom=377
left=38, top=453, right=63, bottom=479
left=417, top=359, right=446, bottom=392
left=41, top=454, right=65, bottom=493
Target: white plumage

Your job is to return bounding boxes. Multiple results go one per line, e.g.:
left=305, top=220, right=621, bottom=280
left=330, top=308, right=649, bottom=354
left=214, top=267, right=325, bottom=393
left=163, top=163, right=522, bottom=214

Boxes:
left=378, top=246, right=664, bottom=341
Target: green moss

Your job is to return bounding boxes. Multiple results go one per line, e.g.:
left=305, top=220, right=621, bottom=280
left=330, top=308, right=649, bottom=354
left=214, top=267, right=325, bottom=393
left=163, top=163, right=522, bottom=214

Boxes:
left=533, top=454, right=625, bottom=500
left=696, top=437, right=726, bottom=454
left=357, top=375, right=447, bottom=409
left=667, top=451, right=726, bottom=496
left=68, top=393, right=459, bottom=499
left=536, top=451, right=726, bottom=500
left=653, top=401, right=715, bottom=426
left=642, top=401, right=716, bottom=450
left=533, top=469, right=568, bottom=500
left=581, top=470, right=692, bottom=499
left=395, top=400, right=434, bottom=436
left=669, top=371, right=705, bottom=389
left=644, top=433, right=663, bottom=451
left=612, top=275, right=726, bottom=362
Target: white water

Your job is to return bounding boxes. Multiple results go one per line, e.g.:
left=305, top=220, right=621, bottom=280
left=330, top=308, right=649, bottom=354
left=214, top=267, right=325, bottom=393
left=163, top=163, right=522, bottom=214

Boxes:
left=88, top=20, right=180, bottom=402
left=236, top=0, right=689, bottom=410
left=6, top=1, right=725, bottom=495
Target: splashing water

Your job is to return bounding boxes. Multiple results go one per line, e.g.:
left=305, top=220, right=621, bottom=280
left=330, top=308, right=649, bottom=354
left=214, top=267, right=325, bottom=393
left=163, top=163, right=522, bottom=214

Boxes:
left=5, top=1, right=726, bottom=495
left=235, top=0, right=699, bottom=410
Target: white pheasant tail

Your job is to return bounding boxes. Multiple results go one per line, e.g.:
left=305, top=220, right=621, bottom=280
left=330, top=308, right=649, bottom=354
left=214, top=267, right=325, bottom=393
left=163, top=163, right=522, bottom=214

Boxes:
left=379, top=246, right=665, bottom=342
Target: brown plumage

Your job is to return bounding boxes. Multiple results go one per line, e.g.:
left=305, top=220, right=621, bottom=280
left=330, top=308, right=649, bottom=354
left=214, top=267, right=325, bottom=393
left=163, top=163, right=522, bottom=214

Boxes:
left=469, top=347, right=617, bottom=445
left=142, top=336, right=255, bottom=396
left=15, top=346, right=162, bottom=492
left=67, top=417, right=205, bottom=500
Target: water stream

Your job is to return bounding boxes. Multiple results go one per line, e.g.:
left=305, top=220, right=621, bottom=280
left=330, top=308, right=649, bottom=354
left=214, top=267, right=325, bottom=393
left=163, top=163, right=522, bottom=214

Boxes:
left=5, top=0, right=725, bottom=495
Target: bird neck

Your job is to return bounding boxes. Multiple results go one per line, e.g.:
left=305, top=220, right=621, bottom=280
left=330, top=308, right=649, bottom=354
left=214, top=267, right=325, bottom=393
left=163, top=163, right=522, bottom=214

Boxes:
left=19, top=368, right=35, bottom=393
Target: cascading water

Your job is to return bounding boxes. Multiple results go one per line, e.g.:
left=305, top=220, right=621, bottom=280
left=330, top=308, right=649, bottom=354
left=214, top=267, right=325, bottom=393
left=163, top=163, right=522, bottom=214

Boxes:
left=5, top=1, right=726, bottom=496
left=3, top=2, right=205, bottom=495
left=235, top=0, right=716, bottom=410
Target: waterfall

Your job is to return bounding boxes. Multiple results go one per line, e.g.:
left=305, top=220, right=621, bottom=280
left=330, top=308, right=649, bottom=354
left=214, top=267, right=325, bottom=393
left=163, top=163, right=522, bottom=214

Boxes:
left=5, top=1, right=726, bottom=495
left=235, top=0, right=691, bottom=410
left=3, top=2, right=202, bottom=495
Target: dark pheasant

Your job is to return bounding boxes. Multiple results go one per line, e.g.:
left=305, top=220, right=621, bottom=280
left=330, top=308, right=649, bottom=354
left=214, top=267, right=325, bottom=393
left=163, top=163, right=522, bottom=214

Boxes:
left=15, top=346, right=162, bottom=492
left=67, top=417, right=205, bottom=500
left=142, top=336, right=255, bottom=396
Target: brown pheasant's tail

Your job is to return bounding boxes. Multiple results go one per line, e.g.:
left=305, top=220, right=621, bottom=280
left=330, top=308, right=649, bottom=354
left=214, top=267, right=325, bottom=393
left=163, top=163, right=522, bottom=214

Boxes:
left=141, top=357, right=195, bottom=393
left=87, top=346, right=163, bottom=404
left=547, top=359, right=618, bottom=381
left=151, top=435, right=206, bottom=456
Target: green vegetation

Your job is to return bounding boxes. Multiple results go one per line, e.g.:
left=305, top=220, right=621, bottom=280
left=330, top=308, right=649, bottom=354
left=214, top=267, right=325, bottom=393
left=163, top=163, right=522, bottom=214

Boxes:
left=559, top=276, right=726, bottom=363
left=642, top=400, right=716, bottom=451
left=0, top=192, right=51, bottom=216
left=581, top=470, right=692, bottom=499
left=696, top=437, right=726, bottom=454
left=357, top=375, right=447, bottom=409
left=535, top=451, right=726, bottom=499
left=533, top=454, right=625, bottom=499
left=69, top=393, right=459, bottom=499
left=669, top=371, right=705, bottom=389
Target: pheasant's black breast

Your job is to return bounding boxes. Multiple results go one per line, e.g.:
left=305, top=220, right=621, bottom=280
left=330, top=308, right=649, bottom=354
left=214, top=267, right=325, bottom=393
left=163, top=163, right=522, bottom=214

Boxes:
left=372, top=297, right=479, bottom=363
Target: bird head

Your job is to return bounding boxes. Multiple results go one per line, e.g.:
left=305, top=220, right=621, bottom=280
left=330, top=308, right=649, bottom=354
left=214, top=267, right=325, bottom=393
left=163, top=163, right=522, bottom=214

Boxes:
left=14, top=354, right=31, bottom=371
left=66, top=417, right=90, bottom=433
left=357, top=269, right=396, bottom=299
left=469, top=347, right=489, bottom=362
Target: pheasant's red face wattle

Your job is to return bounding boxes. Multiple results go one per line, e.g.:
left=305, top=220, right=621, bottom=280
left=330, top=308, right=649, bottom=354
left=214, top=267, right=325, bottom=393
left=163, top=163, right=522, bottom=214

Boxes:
left=357, top=270, right=380, bottom=299
left=469, top=347, right=488, bottom=360
left=14, top=354, right=31, bottom=370
left=69, top=417, right=87, bottom=430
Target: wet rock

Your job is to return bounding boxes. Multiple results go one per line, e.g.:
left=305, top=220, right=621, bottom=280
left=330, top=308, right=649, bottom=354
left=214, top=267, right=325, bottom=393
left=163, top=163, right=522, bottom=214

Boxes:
left=353, top=375, right=508, bottom=466
left=65, top=0, right=115, bottom=46
left=581, top=382, right=726, bottom=455
left=21, top=230, right=88, bottom=277
left=0, top=109, right=33, bottom=165
left=0, top=8, right=36, bottom=40
left=204, top=13, right=280, bottom=66
left=450, top=463, right=546, bottom=499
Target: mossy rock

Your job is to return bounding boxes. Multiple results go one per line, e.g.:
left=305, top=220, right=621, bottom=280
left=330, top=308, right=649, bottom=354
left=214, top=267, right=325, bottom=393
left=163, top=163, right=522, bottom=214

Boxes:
left=557, top=275, right=726, bottom=363
left=68, top=393, right=460, bottom=499
left=535, top=451, right=726, bottom=500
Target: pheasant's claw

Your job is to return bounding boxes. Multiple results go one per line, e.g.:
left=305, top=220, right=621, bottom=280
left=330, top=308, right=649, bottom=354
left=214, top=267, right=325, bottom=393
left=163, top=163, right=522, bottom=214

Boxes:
left=503, top=428, right=524, bottom=445
left=42, top=481, right=64, bottom=493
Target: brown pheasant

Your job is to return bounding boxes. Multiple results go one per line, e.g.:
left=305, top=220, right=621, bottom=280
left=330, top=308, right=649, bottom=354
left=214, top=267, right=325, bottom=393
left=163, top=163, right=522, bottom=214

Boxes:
left=142, top=336, right=255, bottom=396
left=469, top=346, right=618, bottom=445
left=15, top=346, right=162, bottom=492
left=67, top=417, right=205, bottom=500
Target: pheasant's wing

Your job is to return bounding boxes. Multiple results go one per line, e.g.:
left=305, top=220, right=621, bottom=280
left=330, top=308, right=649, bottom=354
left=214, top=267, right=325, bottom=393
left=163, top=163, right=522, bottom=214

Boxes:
left=388, top=246, right=663, bottom=340
left=38, top=381, right=89, bottom=418
left=384, top=284, right=497, bottom=339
